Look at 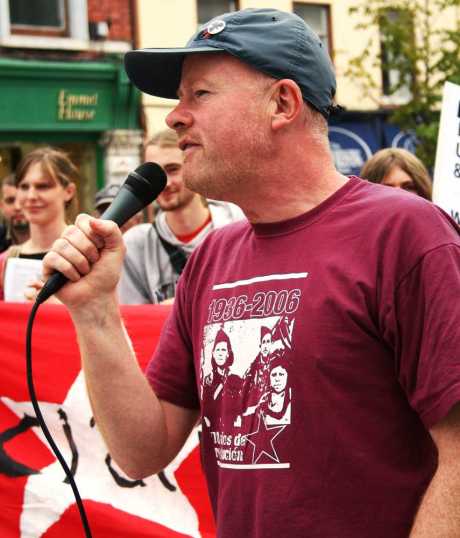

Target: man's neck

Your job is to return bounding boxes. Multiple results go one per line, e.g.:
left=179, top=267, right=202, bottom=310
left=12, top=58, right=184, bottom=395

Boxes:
left=165, top=196, right=211, bottom=237
left=238, top=143, right=348, bottom=224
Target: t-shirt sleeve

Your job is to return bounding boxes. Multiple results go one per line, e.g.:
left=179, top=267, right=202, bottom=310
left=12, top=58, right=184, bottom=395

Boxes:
left=395, top=243, right=460, bottom=428
left=145, top=272, right=199, bottom=410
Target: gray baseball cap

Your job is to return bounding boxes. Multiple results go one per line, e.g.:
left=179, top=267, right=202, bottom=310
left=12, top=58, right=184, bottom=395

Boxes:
left=94, top=183, right=120, bottom=211
left=124, top=8, right=336, bottom=119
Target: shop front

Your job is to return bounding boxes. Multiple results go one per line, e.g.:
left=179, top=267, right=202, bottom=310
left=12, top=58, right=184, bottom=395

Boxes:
left=0, top=57, right=142, bottom=213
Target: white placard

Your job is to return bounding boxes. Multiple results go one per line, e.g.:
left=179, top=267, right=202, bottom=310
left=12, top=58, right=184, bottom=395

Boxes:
left=433, top=81, right=460, bottom=225
left=4, top=257, right=43, bottom=303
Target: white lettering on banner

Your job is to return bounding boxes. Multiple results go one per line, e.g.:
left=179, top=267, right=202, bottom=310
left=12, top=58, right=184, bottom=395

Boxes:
left=433, top=81, right=460, bottom=225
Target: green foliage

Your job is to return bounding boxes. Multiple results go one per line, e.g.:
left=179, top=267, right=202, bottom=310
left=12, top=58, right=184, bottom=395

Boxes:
left=347, top=0, right=460, bottom=169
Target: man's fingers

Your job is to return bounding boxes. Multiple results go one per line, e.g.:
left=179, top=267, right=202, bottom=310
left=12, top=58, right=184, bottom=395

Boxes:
left=74, top=214, right=106, bottom=250
left=42, top=250, right=83, bottom=282
left=61, top=225, right=100, bottom=265
left=41, top=213, right=124, bottom=287
left=52, top=237, right=92, bottom=276
left=88, top=218, right=124, bottom=250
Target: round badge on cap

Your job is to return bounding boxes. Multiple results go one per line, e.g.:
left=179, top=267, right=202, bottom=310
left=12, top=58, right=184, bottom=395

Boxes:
left=206, top=19, right=226, bottom=35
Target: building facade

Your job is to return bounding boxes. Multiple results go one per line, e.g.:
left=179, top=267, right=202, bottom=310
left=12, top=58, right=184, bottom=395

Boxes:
left=135, top=0, right=458, bottom=176
left=0, top=0, right=142, bottom=212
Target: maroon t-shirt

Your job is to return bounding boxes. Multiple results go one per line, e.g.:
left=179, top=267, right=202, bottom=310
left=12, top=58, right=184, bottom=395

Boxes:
left=147, top=177, right=460, bottom=538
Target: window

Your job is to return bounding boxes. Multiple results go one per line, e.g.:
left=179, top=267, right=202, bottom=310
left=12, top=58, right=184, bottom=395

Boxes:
left=9, top=0, right=68, bottom=36
left=197, top=0, right=238, bottom=26
left=0, top=0, right=88, bottom=47
left=379, top=8, right=413, bottom=100
left=293, top=3, right=331, bottom=56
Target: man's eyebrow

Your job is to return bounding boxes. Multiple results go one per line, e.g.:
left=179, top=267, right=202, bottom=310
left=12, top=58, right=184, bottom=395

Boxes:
left=177, top=77, right=216, bottom=98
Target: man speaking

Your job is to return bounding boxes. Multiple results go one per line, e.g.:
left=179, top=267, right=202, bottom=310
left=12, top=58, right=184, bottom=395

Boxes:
left=42, top=8, right=460, bottom=538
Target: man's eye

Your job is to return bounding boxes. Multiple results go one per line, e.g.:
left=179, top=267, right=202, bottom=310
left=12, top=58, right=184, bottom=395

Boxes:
left=195, top=90, right=208, bottom=98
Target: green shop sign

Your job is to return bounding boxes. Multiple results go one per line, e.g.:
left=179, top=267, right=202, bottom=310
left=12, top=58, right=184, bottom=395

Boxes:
left=0, top=58, right=139, bottom=132
left=58, top=90, right=99, bottom=121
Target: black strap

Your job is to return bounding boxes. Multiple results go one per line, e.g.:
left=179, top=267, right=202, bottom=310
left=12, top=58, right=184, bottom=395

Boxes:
left=153, top=222, right=188, bottom=275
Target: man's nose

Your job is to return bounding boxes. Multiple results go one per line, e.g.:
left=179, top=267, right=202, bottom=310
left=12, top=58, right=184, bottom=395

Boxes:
left=166, top=101, right=193, bottom=131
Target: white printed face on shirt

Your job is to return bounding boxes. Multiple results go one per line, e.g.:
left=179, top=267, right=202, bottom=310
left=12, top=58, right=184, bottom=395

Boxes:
left=260, top=333, right=272, bottom=358
left=213, top=341, right=229, bottom=368
left=270, top=365, right=288, bottom=393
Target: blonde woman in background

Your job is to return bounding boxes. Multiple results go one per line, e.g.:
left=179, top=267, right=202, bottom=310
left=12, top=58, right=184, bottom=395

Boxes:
left=0, top=147, right=79, bottom=301
left=360, top=148, right=432, bottom=200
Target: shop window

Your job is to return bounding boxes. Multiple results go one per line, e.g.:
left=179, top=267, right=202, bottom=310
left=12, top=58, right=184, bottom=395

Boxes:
left=9, top=0, right=68, bottom=36
left=197, top=0, right=238, bottom=25
left=379, top=8, right=413, bottom=100
left=293, top=3, right=332, bottom=57
left=0, top=0, right=88, bottom=44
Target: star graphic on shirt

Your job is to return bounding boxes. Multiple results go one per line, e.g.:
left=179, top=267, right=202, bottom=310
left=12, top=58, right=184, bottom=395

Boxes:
left=1, top=371, right=201, bottom=538
left=244, top=413, right=286, bottom=464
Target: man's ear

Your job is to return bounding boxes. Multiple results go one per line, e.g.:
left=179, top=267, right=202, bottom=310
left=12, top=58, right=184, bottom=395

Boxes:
left=270, top=80, right=304, bottom=131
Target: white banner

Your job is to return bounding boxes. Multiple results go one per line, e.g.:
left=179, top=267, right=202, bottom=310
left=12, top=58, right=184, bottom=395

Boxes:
left=433, top=81, right=460, bottom=225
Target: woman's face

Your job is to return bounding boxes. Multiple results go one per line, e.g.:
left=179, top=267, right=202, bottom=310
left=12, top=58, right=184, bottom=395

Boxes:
left=16, top=162, right=75, bottom=226
left=270, top=365, right=287, bottom=393
left=382, top=165, right=416, bottom=194
left=213, top=341, right=229, bottom=368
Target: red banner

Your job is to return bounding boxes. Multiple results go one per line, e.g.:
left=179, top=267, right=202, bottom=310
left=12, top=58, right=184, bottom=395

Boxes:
left=0, top=303, right=215, bottom=537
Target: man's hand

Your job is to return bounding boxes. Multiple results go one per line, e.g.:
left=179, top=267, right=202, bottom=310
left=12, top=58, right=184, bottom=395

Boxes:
left=42, top=214, right=126, bottom=310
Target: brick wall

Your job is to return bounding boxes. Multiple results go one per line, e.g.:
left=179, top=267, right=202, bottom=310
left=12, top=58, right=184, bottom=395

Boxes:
left=88, top=0, right=134, bottom=42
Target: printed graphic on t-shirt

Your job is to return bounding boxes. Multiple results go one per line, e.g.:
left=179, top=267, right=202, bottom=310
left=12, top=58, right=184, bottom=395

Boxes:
left=199, top=272, right=307, bottom=470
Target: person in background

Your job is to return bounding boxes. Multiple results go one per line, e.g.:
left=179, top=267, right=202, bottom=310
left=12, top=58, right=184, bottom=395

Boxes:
left=360, top=148, right=432, bottom=200
left=93, top=183, right=144, bottom=234
left=118, top=128, right=243, bottom=304
left=0, top=147, right=78, bottom=301
left=0, top=174, right=29, bottom=252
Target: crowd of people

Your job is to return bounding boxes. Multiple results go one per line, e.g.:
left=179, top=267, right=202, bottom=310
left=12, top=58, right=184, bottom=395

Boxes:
left=1, top=7, right=459, bottom=538
left=0, top=136, right=437, bottom=304
left=0, top=129, right=243, bottom=303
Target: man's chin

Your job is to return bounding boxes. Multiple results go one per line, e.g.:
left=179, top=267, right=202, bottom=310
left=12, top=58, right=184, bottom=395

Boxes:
left=11, top=221, right=29, bottom=232
left=158, top=201, right=181, bottom=212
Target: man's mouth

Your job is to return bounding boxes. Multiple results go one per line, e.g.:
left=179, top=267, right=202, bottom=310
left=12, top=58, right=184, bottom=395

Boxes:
left=179, top=139, right=199, bottom=152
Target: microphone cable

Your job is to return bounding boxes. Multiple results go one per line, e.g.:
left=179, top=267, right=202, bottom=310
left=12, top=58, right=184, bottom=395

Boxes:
left=23, top=161, right=166, bottom=537
left=26, top=298, right=92, bottom=538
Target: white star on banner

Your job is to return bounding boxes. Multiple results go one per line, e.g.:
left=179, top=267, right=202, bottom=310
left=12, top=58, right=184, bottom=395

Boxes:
left=2, top=371, right=201, bottom=538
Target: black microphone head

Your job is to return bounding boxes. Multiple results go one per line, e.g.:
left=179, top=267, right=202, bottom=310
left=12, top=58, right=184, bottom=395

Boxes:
left=125, top=162, right=167, bottom=204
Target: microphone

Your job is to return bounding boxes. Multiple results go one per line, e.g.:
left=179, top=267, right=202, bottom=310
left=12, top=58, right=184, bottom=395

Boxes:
left=36, top=162, right=167, bottom=304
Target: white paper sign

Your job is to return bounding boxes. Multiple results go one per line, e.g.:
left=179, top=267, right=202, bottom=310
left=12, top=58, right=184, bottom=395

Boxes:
left=433, top=81, right=460, bottom=225
left=4, top=258, right=43, bottom=303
